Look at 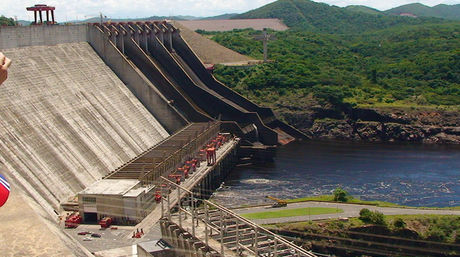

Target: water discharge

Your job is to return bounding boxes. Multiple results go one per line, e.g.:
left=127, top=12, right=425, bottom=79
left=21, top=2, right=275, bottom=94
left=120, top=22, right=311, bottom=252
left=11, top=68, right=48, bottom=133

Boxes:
left=212, top=140, right=460, bottom=208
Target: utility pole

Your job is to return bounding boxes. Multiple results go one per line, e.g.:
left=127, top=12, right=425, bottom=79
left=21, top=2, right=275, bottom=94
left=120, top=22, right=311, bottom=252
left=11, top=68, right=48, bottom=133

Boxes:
left=263, top=29, right=268, bottom=62
left=254, top=28, right=276, bottom=63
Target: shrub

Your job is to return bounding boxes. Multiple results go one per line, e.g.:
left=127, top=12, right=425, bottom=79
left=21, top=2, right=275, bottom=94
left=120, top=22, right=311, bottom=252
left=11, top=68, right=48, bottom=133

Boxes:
left=393, top=218, right=406, bottom=229
left=333, top=187, right=350, bottom=202
left=359, top=208, right=372, bottom=222
left=359, top=208, right=386, bottom=226
left=426, top=228, right=446, bottom=241
left=372, top=211, right=386, bottom=226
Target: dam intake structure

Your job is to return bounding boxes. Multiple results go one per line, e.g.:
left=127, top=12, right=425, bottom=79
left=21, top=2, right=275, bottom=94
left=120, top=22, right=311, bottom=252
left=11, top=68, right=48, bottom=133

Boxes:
left=90, top=21, right=306, bottom=146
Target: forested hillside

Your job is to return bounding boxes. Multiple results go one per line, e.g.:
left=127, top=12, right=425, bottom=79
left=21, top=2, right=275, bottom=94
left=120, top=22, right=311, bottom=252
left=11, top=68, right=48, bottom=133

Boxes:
left=207, top=23, right=460, bottom=109
left=205, top=21, right=459, bottom=143
left=344, top=5, right=382, bottom=15
left=385, top=3, right=460, bottom=20
left=233, top=0, right=444, bottom=33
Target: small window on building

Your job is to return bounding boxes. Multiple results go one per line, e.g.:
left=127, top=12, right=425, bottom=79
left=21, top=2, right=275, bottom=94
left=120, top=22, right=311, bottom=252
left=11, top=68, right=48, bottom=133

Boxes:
left=83, top=197, right=96, bottom=204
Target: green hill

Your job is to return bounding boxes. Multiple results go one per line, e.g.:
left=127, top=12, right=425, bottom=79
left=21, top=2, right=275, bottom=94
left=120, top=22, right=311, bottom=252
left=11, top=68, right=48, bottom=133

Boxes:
left=385, top=3, right=460, bottom=20
left=206, top=22, right=460, bottom=108
left=233, top=0, right=443, bottom=34
left=345, top=5, right=382, bottom=15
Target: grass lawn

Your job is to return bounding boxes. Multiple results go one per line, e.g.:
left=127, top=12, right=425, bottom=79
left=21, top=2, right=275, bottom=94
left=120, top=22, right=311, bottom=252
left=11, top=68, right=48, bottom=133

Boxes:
left=241, top=207, right=343, bottom=220
left=285, top=195, right=460, bottom=210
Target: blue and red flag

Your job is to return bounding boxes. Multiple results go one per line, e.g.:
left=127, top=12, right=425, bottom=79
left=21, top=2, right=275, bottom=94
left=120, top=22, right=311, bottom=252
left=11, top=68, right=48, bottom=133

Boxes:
left=0, top=174, right=10, bottom=207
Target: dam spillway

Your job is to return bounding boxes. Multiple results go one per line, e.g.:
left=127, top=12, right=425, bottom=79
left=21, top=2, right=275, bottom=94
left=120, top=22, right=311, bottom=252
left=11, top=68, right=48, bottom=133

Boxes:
left=0, top=42, right=170, bottom=212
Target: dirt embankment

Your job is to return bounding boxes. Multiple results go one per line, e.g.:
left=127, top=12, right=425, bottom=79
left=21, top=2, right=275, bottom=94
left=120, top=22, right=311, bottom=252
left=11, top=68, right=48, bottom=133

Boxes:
left=172, top=21, right=255, bottom=64
left=279, top=106, right=460, bottom=144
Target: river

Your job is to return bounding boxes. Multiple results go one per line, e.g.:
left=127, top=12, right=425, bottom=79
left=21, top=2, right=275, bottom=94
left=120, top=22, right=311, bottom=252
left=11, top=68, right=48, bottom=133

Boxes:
left=211, top=140, right=460, bottom=208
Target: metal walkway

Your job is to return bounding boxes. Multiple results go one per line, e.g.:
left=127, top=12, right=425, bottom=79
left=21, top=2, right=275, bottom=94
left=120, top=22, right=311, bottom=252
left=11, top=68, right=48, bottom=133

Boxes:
left=159, top=178, right=316, bottom=257
left=105, top=122, right=217, bottom=180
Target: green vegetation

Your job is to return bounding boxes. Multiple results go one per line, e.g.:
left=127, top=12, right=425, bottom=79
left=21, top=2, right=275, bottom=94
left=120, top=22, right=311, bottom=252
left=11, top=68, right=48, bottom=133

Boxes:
left=286, top=194, right=408, bottom=207
left=344, top=5, right=383, bottom=15
left=385, top=3, right=460, bottom=21
left=233, top=0, right=444, bottom=33
left=333, top=187, right=350, bottom=202
left=359, top=208, right=386, bottom=225
left=241, top=207, right=342, bottom=220
left=285, top=194, right=460, bottom=210
left=271, top=214, right=460, bottom=243
left=207, top=22, right=460, bottom=109
left=393, top=217, right=406, bottom=229
left=0, top=15, right=15, bottom=26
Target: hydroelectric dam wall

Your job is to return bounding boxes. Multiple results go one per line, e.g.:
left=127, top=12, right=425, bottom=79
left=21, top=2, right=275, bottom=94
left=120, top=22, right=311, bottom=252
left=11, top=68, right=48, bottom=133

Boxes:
left=0, top=23, right=305, bottom=217
left=0, top=25, right=187, bottom=215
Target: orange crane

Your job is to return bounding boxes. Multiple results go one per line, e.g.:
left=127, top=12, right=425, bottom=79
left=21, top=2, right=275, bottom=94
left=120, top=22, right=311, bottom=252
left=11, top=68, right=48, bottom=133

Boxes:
left=266, top=196, right=287, bottom=208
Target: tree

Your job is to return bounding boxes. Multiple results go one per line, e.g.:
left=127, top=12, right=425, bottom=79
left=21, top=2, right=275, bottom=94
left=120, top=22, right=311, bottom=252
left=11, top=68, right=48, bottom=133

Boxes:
left=359, top=208, right=372, bottom=222
left=0, top=15, right=15, bottom=26
left=333, top=187, right=350, bottom=202
left=359, top=208, right=386, bottom=226
left=313, top=86, right=350, bottom=106
left=393, top=217, right=406, bottom=229
left=371, top=211, right=386, bottom=226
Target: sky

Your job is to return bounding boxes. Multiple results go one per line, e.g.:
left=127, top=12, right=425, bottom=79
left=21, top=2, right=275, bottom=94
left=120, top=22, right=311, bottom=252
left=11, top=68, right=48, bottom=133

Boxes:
left=1, top=0, right=459, bottom=22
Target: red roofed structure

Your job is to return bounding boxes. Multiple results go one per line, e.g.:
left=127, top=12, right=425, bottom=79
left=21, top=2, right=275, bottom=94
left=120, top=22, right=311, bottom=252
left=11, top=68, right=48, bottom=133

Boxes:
left=26, top=4, right=56, bottom=25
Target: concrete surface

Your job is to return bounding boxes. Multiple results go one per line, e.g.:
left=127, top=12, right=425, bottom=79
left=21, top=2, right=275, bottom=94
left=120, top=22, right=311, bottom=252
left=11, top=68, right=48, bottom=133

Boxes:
left=234, top=201, right=460, bottom=225
left=87, top=26, right=189, bottom=132
left=0, top=185, right=80, bottom=257
left=0, top=42, right=169, bottom=215
left=0, top=25, right=87, bottom=49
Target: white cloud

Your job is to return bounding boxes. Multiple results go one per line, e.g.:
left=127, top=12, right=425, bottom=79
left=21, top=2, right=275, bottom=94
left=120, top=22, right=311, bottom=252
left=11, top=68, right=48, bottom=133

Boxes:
left=1, top=0, right=459, bottom=22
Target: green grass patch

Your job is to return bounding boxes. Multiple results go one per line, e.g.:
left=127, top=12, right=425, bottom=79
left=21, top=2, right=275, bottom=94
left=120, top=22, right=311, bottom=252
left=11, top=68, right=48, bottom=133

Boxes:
left=241, top=207, right=343, bottom=220
left=285, top=195, right=460, bottom=210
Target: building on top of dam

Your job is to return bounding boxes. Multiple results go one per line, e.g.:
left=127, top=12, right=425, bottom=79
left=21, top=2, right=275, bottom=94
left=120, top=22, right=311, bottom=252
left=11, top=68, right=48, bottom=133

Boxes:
left=79, top=179, right=155, bottom=224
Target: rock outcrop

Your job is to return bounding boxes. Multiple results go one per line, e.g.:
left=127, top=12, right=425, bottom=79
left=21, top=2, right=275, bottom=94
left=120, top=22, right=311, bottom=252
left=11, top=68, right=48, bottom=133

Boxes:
left=279, top=106, right=460, bottom=144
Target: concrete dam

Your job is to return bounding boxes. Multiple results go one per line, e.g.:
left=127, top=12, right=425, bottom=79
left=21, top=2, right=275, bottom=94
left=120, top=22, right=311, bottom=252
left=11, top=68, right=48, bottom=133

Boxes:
left=0, top=22, right=310, bottom=256
left=0, top=41, right=171, bottom=212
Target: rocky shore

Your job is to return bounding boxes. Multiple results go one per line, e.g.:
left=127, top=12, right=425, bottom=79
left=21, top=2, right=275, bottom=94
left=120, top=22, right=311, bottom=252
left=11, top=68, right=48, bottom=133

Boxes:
left=280, top=106, right=460, bottom=144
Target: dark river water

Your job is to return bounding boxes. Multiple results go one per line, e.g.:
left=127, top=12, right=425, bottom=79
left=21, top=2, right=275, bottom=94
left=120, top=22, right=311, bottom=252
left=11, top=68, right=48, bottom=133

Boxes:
left=212, top=141, right=460, bottom=208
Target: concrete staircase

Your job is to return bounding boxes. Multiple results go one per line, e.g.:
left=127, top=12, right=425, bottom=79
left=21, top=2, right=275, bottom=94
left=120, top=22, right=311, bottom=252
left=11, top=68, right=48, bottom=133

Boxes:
left=0, top=42, right=169, bottom=213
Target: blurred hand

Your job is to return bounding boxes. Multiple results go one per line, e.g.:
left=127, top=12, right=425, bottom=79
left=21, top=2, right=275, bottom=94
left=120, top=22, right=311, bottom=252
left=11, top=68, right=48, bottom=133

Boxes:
left=0, top=52, right=12, bottom=85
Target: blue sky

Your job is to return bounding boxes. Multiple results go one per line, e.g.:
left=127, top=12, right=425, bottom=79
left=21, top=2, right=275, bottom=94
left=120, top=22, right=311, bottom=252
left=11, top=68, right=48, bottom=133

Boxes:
left=1, top=0, right=459, bottom=22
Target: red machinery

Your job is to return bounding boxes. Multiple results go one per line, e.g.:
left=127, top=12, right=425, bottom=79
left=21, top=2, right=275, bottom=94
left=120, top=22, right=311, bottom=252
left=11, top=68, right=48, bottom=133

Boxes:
left=168, top=174, right=182, bottom=184
left=65, top=212, right=82, bottom=228
left=193, top=158, right=200, bottom=168
left=206, top=148, right=216, bottom=166
left=154, top=191, right=162, bottom=203
left=26, top=4, right=56, bottom=25
left=198, top=149, right=206, bottom=162
left=99, top=217, right=113, bottom=228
